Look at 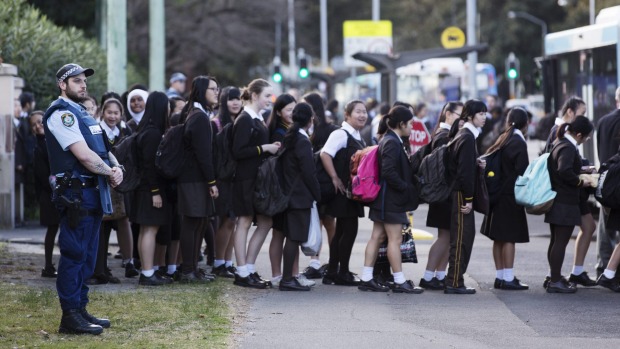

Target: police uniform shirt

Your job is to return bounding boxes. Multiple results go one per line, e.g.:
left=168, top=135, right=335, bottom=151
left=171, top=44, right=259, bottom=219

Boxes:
left=321, top=121, right=362, bottom=157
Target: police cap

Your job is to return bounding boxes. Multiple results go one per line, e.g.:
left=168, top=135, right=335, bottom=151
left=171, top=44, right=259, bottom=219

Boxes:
left=56, top=63, right=94, bottom=84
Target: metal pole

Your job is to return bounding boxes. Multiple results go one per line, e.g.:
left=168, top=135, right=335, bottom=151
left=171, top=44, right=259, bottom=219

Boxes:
left=107, top=0, right=127, bottom=93
left=287, top=0, right=297, bottom=77
left=275, top=20, right=281, bottom=60
left=149, top=0, right=165, bottom=91
left=320, top=0, right=328, bottom=69
left=590, top=0, right=595, bottom=25
left=466, top=0, right=477, bottom=99
left=372, top=0, right=379, bottom=21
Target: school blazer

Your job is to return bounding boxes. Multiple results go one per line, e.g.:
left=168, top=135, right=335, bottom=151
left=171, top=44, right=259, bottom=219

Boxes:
left=548, top=138, right=582, bottom=205
left=282, top=133, right=320, bottom=209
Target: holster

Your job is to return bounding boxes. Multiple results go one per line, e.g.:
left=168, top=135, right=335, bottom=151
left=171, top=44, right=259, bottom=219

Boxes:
left=52, top=172, right=84, bottom=229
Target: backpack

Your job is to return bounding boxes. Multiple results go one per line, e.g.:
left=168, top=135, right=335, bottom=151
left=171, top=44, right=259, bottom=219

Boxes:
left=214, top=123, right=237, bottom=180
left=111, top=132, right=141, bottom=193
left=349, top=145, right=380, bottom=203
left=155, top=110, right=199, bottom=179
left=595, top=153, right=620, bottom=209
left=481, top=148, right=503, bottom=206
left=514, top=152, right=556, bottom=214
left=410, top=142, right=432, bottom=174
left=418, top=140, right=455, bottom=204
left=253, top=150, right=299, bottom=216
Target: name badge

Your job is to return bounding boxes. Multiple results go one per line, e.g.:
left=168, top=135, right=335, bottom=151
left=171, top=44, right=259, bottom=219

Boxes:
left=89, top=125, right=103, bottom=135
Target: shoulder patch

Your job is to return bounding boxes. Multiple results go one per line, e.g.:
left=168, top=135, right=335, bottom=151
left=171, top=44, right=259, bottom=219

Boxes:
left=61, top=113, right=75, bottom=127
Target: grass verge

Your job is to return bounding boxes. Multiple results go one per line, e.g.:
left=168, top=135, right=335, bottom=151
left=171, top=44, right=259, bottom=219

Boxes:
left=0, top=243, right=232, bottom=349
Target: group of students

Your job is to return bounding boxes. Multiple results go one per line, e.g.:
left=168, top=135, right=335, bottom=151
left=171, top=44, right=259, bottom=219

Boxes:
left=31, top=73, right=620, bottom=294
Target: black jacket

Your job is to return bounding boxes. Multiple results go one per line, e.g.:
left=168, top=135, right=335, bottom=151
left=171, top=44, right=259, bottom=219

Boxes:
left=370, top=130, right=418, bottom=212
left=282, top=132, right=320, bottom=209
left=137, top=126, right=167, bottom=193
left=596, top=108, right=620, bottom=164
left=548, top=138, right=582, bottom=205
left=448, top=128, right=478, bottom=203
left=179, top=109, right=216, bottom=186
left=232, top=112, right=270, bottom=181
left=431, top=128, right=450, bottom=150
left=498, top=133, right=529, bottom=195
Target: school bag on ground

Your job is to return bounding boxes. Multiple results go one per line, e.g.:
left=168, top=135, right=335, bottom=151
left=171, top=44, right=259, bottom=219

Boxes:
left=417, top=138, right=457, bottom=204
left=253, top=149, right=300, bottom=216
left=155, top=110, right=199, bottom=179
left=481, top=148, right=503, bottom=206
left=595, top=153, right=620, bottom=209
left=514, top=152, right=556, bottom=215
left=349, top=145, right=380, bottom=203
left=111, top=133, right=141, bottom=193
left=214, top=123, right=237, bottom=180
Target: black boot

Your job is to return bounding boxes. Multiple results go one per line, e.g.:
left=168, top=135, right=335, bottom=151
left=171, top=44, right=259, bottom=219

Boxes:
left=58, top=309, right=103, bottom=335
left=81, top=308, right=111, bottom=328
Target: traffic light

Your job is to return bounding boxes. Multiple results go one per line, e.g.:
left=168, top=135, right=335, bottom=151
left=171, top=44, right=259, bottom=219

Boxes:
left=299, top=57, right=309, bottom=79
left=507, top=61, right=518, bottom=80
left=272, top=65, right=282, bottom=83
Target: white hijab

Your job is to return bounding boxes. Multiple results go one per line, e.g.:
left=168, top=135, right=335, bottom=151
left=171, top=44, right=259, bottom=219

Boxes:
left=127, top=89, right=149, bottom=125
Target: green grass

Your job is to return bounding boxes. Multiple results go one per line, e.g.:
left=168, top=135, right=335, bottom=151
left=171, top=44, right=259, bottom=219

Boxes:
left=0, top=244, right=232, bottom=348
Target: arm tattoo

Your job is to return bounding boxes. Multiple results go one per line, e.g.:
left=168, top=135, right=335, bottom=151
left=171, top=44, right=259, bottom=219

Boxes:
left=91, top=159, right=112, bottom=176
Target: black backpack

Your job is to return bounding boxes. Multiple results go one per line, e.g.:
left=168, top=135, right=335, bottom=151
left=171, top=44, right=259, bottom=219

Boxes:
left=595, top=153, right=620, bottom=209
left=111, top=133, right=141, bottom=193
left=417, top=138, right=457, bottom=204
left=481, top=148, right=503, bottom=205
left=253, top=149, right=298, bottom=216
left=155, top=109, right=200, bottom=179
left=214, top=123, right=237, bottom=181
left=411, top=142, right=433, bottom=174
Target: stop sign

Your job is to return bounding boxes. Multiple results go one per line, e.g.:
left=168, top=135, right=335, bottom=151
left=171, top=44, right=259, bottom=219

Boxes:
left=409, top=119, right=431, bottom=153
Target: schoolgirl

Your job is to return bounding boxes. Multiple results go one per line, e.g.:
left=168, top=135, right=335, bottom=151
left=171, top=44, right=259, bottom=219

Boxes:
left=131, top=91, right=173, bottom=286
left=212, top=86, right=242, bottom=278
left=279, top=102, right=321, bottom=291
left=231, top=79, right=281, bottom=289
left=176, top=76, right=219, bottom=283
left=421, top=101, right=463, bottom=290
left=125, top=89, right=149, bottom=132
left=358, top=106, right=423, bottom=294
left=480, top=107, right=530, bottom=290
left=545, top=116, right=594, bottom=293
left=444, top=99, right=488, bottom=294
left=320, top=100, right=367, bottom=286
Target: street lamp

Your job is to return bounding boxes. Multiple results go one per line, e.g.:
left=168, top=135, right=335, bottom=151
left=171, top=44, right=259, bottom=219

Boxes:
left=507, top=11, right=548, bottom=57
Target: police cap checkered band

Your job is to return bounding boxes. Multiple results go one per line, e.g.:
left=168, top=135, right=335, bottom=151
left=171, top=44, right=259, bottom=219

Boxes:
left=56, top=64, right=94, bottom=84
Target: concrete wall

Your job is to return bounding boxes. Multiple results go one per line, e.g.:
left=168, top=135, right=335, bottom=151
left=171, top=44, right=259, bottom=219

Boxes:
left=0, top=64, right=22, bottom=229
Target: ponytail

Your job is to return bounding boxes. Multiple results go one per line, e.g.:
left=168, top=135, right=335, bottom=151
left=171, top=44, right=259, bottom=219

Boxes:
left=558, top=115, right=594, bottom=140
left=485, top=107, right=528, bottom=154
left=283, top=102, right=313, bottom=149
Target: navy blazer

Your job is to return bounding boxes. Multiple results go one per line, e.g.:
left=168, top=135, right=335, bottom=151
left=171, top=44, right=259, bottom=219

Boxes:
left=282, top=132, right=320, bottom=209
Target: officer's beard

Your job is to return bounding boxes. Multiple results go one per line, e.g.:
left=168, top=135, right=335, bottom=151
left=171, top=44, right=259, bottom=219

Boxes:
left=65, top=88, right=88, bottom=104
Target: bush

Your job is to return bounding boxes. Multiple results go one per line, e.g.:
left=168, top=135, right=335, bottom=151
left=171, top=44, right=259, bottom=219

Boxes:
left=0, top=0, right=141, bottom=107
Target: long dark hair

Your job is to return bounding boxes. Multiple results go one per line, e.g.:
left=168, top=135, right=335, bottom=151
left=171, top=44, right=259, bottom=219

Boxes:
left=557, top=115, right=593, bottom=140
left=377, top=106, right=413, bottom=136
left=432, top=101, right=463, bottom=134
left=180, top=75, right=216, bottom=123
left=283, top=102, right=314, bottom=149
left=448, top=99, right=487, bottom=138
left=485, top=107, right=529, bottom=154
left=216, top=86, right=240, bottom=128
left=137, top=91, right=169, bottom=134
left=268, top=93, right=297, bottom=135
left=303, top=93, right=327, bottom=126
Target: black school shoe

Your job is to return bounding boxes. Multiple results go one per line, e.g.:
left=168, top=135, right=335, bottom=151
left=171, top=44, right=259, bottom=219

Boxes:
left=596, top=274, right=620, bottom=292
left=233, top=273, right=267, bottom=289
left=543, top=276, right=551, bottom=289
left=494, top=278, right=503, bottom=289
left=125, top=263, right=140, bottom=278
left=213, top=265, right=235, bottom=278
left=334, top=271, right=361, bottom=286
left=568, top=271, right=597, bottom=287
left=138, top=273, right=171, bottom=286
left=419, top=277, right=444, bottom=290
left=250, top=272, right=272, bottom=287
left=279, top=277, right=311, bottom=291
left=546, top=278, right=577, bottom=293
left=500, top=277, right=529, bottom=290
left=358, top=278, right=390, bottom=292
left=444, top=285, right=476, bottom=294
left=302, top=266, right=324, bottom=279
left=41, top=265, right=57, bottom=278
left=392, top=280, right=424, bottom=294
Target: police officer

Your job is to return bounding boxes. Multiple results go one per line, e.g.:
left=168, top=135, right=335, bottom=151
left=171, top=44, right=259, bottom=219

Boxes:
left=44, top=63, right=124, bottom=335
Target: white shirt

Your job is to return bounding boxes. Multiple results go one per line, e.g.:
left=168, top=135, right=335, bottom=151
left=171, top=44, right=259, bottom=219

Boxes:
left=243, top=106, right=264, bottom=121
left=555, top=117, right=564, bottom=126
left=463, top=122, right=480, bottom=139
left=514, top=128, right=526, bottom=142
left=439, top=122, right=451, bottom=131
left=193, top=102, right=206, bottom=114
left=321, top=122, right=362, bottom=157
left=46, top=97, right=86, bottom=151
left=13, top=117, right=21, bottom=128
left=100, top=121, right=120, bottom=141
left=565, top=133, right=579, bottom=149
left=299, top=128, right=309, bottom=139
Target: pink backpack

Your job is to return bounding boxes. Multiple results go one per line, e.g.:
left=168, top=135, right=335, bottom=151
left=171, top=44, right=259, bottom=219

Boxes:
left=350, top=145, right=381, bottom=203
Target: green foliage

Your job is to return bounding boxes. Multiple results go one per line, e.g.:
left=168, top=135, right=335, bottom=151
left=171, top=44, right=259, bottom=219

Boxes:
left=0, top=0, right=107, bottom=107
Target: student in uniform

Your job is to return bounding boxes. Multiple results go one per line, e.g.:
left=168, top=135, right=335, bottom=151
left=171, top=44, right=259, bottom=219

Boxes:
left=232, top=79, right=281, bottom=289
left=597, top=204, right=620, bottom=292
left=321, top=100, right=367, bottom=286
left=176, top=76, right=219, bottom=283
left=279, top=102, right=321, bottom=291
left=358, top=106, right=423, bottom=294
left=480, top=107, right=530, bottom=290
left=545, top=116, right=594, bottom=293
left=421, top=101, right=463, bottom=290
left=212, top=86, right=242, bottom=278
left=444, top=99, right=487, bottom=294
left=125, top=89, right=148, bottom=132
left=132, top=91, right=173, bottom=286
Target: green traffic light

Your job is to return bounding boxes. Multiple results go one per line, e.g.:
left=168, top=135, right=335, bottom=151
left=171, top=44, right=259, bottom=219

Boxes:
left=299, top=68, right=309, bottom=79
left=508, top=69, right=518, bottom=79
left=273, top=73, right=282, bottom=83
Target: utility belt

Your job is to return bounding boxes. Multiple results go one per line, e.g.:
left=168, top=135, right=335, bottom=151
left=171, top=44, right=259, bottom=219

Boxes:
left=52, top=171, right=101, bottom=229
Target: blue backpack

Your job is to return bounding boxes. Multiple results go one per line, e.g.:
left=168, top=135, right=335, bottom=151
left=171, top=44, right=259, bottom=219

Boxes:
left=514, top=153, right=556, bottom=215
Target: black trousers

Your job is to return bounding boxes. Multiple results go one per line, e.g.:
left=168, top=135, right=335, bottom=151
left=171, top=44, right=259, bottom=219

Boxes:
left=446, top=191, right=476, bottom=288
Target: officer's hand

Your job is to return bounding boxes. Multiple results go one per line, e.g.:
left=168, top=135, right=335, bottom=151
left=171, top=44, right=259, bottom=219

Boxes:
left=110, top=167, right=123, bottom=187
left=152, top=194, right=162, bottom=208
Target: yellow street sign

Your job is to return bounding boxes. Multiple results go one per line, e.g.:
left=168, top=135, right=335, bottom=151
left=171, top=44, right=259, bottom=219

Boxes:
left=441, top=26, right=466, bottom=49
left=343, top=20, right=392, bottom=38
